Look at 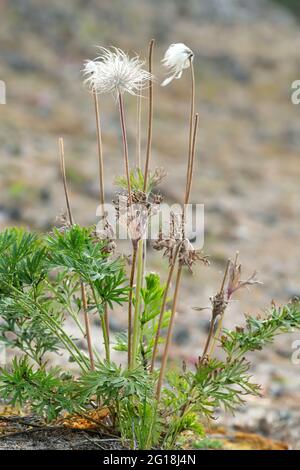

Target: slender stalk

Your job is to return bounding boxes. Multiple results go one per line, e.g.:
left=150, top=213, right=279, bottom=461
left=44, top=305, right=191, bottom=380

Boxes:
left=118, top=92, right=132, bottom=203
left=185, top=58, right=195, bottom=201
left=81, top=282, right=95, bottom=369
left=8, top=285, right=90, bottom=372
left=131, top=239, right=144, bottom=368
left=59, top=138, right=95, bottom=370
left=45, top=279, right=101, bottom=363
left=207, top=258, right=232, bottom=357
left=185, top=113, right=199, bottom=205
left=118, top=92, right=137, bottom=367
left=90, top=284, right=110, bottom=362
left=136, top=94, right=142, bottom=168
left=138, top=40, right=155, bottom=345
left=201, top=318, right=216, bottom=359
left=93, top=92, right=105, bottom=210
left=128, top=246, right=137, bottom=367
left=150, top=68, right=197, bottom=375
left=41, top=312, right=89, bottom=372
left=58, top=138, right=74, bottom=225
left=201, top=260, right=231, bottom=360
left=150, top=242, right=182, bottom=372
left=156, top=266, right=183, bottom=400
left=156, top=113, right=199, bottom=397
left=92, top=91, right=110, bottom=360
left=143, top=38, right=155, bottom=192
left=207, top=316, right=222, bottom=358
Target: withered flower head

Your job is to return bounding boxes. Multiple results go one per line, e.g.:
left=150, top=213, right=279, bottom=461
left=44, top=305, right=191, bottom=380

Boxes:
left=178, top=239, right=209, bottom=273
left=95, top=218, right=116, bottom=254
left=152, top=211, right=182, bottom=265
left=210, top=291, right=228, bottom=321
left=226, top=254, right=262, bottom=299
left=153, top=211, right=208, bottom=271
left=55, top=210, right=71, bottom=233
left=113, top=190, right=162, bottom=247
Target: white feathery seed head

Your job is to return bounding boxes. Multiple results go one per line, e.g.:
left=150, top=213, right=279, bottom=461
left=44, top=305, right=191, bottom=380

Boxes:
left=82, top=60, right=100, bottom=91
left=83, top=47, right=153, bottom=96
left=161, top=43, right=194, bottom=87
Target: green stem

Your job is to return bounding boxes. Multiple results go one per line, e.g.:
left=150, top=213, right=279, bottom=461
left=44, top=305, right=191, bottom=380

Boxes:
left=156, top=265, right=183, bottom=400
left=131, top=239, right=144, bottom=368
left=143, top=39, right=155, bottom=192
left=90, top=284, right=110, bottom=362
left=21, top=294, right=89, bottom=372
left=45, top=280, right=101, bottom=364
left=150, top=242, right=182, bottom=372
left=41, top=314, right=89, bottom=371
left=128, top=245, right=137, bottom=368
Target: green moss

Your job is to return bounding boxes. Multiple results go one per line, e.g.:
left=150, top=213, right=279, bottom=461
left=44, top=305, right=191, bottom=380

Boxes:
left=193, top=437, right=223, bottom=450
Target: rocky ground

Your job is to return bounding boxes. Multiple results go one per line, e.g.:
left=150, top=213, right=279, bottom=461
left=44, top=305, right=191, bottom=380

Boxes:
left=0, top=0, right=300, bottom=449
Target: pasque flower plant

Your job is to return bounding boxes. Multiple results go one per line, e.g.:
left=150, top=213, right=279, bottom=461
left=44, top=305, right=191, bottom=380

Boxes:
left=0, top=40, right=299, bottom=450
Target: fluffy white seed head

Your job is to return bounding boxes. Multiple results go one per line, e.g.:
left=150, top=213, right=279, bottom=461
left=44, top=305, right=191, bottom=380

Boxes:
left=82, top=60, right=100, bottom=91
left=83, top=47, right=153, bottom=96
left=161, top=43, right=194, bottom=86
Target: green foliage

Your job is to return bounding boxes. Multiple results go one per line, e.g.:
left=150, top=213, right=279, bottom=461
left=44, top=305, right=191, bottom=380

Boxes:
left=192, top=358, right=261, bottom=413
left=0, top=294, right=62, bottom=365
left=47, top=225, right=129, bottom=307
left=115, top=167, right=164, bottom=194
left=113, top=331, right=128, bottom=352
left=0, top=228, right=47, bottom=291
left=0, top=227, right=129, bottom=367
left=139, top=273, right=171, bottom=363
left=115, top=168, right=146, bottom=192
left=1, top=227, right=300, bottom=449
left=119, top=398, right=162, bottom=449
left=0, top=228, right=61, bottom=364
left=193, top=438, right=223, bottom=450
left=79, top=361, right=152, bottom=404
left=221, top=302, right=300, bottom=359
left=163, top=359, right=257, bottom=423
left=141, top=273, right=165, bottom=324
left=163, top=412, right=204, bottom=449
left=0, top=357, right=80, bottom=421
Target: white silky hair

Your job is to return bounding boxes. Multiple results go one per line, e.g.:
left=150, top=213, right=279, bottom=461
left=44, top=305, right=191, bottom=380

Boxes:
left=83, top=47, right=153, bottom=96
left=161, top=43, right=194, bottom=86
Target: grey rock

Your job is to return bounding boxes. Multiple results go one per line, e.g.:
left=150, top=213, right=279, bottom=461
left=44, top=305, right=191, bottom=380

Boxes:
left=173, top=326, right=190, bottom=345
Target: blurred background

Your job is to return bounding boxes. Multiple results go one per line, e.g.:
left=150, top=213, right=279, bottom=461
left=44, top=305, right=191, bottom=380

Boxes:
left=1, top=0, right=300, bottom=447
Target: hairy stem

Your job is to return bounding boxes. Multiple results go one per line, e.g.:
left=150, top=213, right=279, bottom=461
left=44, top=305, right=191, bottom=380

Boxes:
left=92, top=92, right=110, bottom=361
left=150, top=243, right=182, bottom=372
left=128, top=245, right=137, bottom=367
left=90, top=284, right=110, bottom=362
left=143, top=38, right=155, bottom=192
left=156, top=265, right=183, bottom=400
left=185, top=114, right=199, bottom=205
left=11, top=287, right=89, bottom=372
left=185, top=58, right=195, bottom=201
left=93, top=92, right=105, bottom=210
left=136, top=94, right=142, bottom=168
left=58, top=138, right=74, bottom=225
left=207, top=259, right=231, bottom=357
left=155, top=107, right=199, bottom=396
left=201, top=319, right=217, bottom=359
left=131, top=239, right=144, bottom=368
left=80, top=282, right=95, bottom=369
left=118, top=93, right=132, bottom=204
